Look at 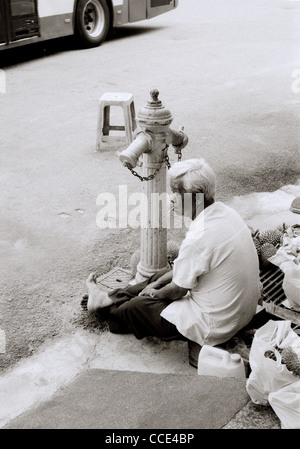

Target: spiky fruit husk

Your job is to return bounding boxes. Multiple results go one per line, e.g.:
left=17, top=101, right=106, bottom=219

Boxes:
left=260, top=242, right=277, bottom=270
left=259, top=228, right=282, bottom=246
left=260, top=242, right=277, bottom=257
left=281, top=347, right=300, bottom=378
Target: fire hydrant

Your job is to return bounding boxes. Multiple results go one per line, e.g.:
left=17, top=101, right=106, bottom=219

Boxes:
left=119, top=89, right=188, bottom=282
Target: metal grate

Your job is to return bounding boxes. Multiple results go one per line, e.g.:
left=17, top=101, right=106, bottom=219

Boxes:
left=260, top=265, right=300, bottom=326
left=96, top=267, right=133, bottom=292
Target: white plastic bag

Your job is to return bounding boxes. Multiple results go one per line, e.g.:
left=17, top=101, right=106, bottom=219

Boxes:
left=246, top=320, right=299, bottom=405
left=282, top=264, right=300, bottom=311
left=269, top=380, right=300, bottom=429
left=268, top=225, right=300, bottom=310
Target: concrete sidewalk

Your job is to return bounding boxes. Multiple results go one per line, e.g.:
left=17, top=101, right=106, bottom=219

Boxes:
left=2, top=369, right=254, bottom=429
left=0, top=333, right=281, bottom=429
left=1, top=183, right=300, bottom=430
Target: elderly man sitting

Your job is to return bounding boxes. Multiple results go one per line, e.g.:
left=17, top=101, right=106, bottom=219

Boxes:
left=85, top=158, right=261, bottom=354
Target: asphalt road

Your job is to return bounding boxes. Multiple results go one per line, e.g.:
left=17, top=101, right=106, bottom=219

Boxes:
left=1, top=0, right=300, bottom=372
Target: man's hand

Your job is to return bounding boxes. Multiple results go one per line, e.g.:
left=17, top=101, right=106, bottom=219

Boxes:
left=138, top=282, right=160, bottom=297
left=140, top=281, right=188, bottom=301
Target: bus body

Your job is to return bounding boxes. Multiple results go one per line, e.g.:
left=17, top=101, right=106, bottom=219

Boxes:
left=0, top=0, right=178, bottom=51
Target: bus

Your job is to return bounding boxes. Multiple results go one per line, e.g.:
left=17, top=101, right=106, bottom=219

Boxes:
left=0, top=0, right=178, bottom=51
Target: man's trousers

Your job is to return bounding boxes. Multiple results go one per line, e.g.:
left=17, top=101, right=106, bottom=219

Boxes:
left=107, top=269, right=184, bottom=341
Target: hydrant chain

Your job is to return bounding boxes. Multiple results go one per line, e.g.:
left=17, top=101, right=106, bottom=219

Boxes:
left=164, top=152, right=171, bottom=170
left=125, top=147, right=171, bottom=182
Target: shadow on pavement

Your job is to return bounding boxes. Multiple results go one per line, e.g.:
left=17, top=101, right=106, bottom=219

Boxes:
left=0, top=25, right=163, bottom=69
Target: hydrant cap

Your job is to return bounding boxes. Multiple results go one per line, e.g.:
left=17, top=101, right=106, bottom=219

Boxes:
left=137, top=89, right=173, bottom=127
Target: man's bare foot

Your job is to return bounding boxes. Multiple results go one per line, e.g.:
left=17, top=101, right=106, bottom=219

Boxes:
left=86, top=273, right=113, bottom=313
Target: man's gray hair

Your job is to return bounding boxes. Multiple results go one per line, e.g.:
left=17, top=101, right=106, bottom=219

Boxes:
left=168, top=158, right=216, bottom=201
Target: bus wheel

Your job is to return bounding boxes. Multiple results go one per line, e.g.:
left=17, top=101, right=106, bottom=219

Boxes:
left=76, top=0, right=110, bottom=47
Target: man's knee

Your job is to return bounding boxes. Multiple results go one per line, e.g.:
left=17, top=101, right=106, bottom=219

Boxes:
left=114, top=295, right=145, bottom=319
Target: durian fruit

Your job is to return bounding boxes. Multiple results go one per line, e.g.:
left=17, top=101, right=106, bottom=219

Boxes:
left=281, top=346, right=300, bottom=378
left=260, top=242, right=277, bottom=270
left=260, top=242, right=277, bottom=258
left=259, top=228, right=282, bottom=247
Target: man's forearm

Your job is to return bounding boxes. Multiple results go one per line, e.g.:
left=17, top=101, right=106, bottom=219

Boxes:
left=154, top=270, right=173, bottom=288
left=156, top=281, right=188, bottom=301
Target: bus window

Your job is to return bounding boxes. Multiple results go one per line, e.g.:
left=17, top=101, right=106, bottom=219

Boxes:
left=151, top=0, right=174, bottom=6
left=10, top=1, right=37, bottom=16
left=147, top=0, right=177, bottom=19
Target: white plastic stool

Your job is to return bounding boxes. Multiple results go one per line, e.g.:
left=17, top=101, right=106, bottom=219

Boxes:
left=96, top=92, right=137, bottom=150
